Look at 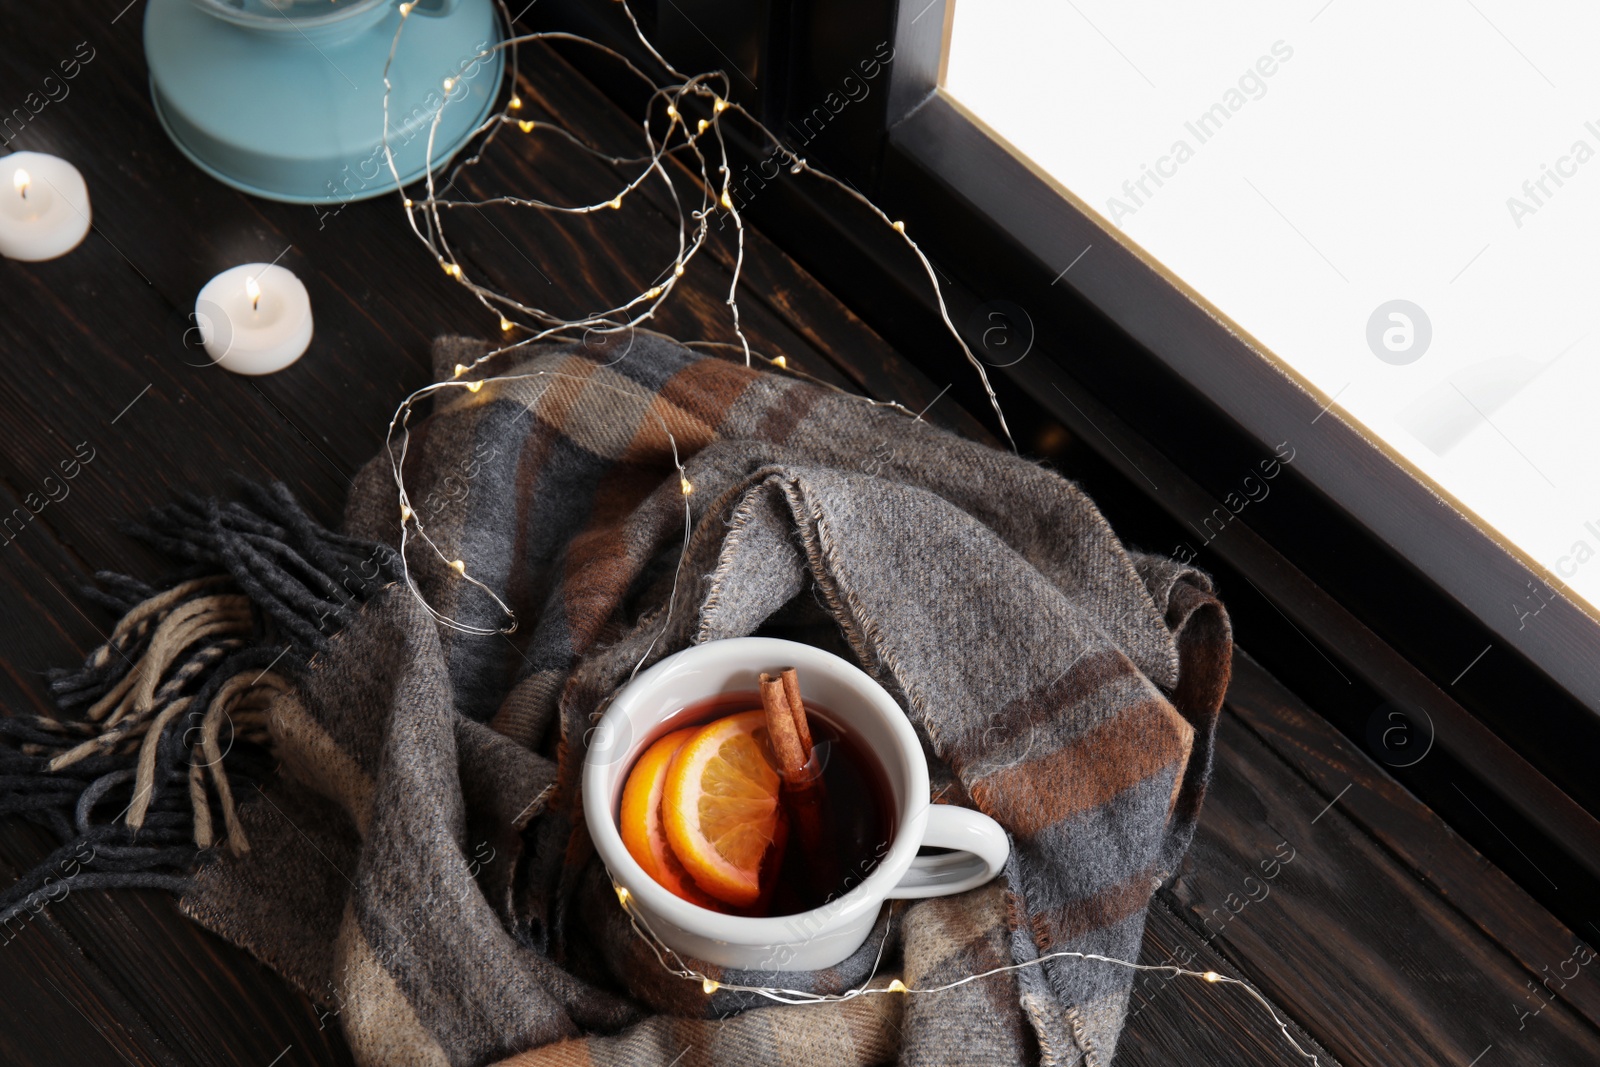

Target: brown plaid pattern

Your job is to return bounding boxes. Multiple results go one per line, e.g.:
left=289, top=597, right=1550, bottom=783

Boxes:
left=178, top=336, right=1229, bottom=1066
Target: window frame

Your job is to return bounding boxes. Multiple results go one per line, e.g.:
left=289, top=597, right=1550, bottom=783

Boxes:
left=891, top=4, right=1600, bottom=708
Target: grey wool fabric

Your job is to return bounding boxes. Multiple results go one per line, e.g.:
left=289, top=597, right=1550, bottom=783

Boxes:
left=44, top=336, right=1232, bottom=1065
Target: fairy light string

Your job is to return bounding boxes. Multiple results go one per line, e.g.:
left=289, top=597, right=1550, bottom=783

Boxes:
left=383, top=367, right=695, bottom=643
left=612, top=882, right=1320, bottom=1064
left=376, top=0, right=1002, bottom=635
left=376, top=0, right=1011, bottom=437
left=370, top=6, right=1313, bottom=1060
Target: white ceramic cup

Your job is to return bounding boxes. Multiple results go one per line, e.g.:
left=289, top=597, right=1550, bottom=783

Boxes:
left=583, top=636, right=1010, bottom=972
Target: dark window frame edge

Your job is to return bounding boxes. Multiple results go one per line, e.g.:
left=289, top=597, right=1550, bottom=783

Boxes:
left=886, top=28, right=1600, bottom=717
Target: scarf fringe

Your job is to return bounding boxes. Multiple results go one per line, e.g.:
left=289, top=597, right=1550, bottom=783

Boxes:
left=0, top=482, right=399, bottom=926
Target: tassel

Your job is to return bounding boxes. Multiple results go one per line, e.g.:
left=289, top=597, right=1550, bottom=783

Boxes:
left=0, top=481, right=400, bottom=900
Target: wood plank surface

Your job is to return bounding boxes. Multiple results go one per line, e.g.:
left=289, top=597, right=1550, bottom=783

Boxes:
left=1156, top=705, right=1598, bottom=1066
left=1118, top=897, right=1335, bottom=1066
left=1, top=4, right=1595, bottom=1067
left=1226, top=652, right=1600, bottom=1033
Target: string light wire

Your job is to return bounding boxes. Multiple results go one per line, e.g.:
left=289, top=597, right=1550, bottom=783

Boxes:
left=375, top=0, right=1004, bottom=635
left=383, top=369, right=693, bottom=645
left=612, top=882, right=1319, bottom=1064
left=375, top=0, right=1012, bottom=434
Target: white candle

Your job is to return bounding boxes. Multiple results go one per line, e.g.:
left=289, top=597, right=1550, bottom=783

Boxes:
left=0, top=152, right=91, bottom=261
left=195, top=263, right=313, bottom=375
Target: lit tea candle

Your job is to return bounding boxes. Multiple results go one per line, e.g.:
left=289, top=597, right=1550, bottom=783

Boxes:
left=0, top=152, right=91, bottom=261
left=195, top=263, right=313, bottom=375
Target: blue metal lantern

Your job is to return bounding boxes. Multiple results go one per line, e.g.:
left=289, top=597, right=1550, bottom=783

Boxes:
left=145, top=0, right=504, bottom=204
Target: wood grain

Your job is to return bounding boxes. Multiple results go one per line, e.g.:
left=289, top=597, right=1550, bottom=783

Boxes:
left=1160, top=703, right=1600, bottom=1065
left=1226, top=651, right=1600, bottom=1032
left=1117, top=897, right=1337, bottom=1067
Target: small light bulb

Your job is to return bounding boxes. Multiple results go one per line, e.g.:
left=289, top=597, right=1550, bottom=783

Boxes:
left=713, top=97, right=727, bottom=113
left=443, top=262, right=461, bottom=277
left=645, top=286, right=662, bottom=299
left=518, top=119, right=535, bottom=133
left=465, top=379, right=483, bottom=393
left=449, top=559, right=466, bottom=575
left=500, top=317, right=514, bottom=331
left=697, top=119, right=708, bottom=134
left=666, top=104, right=679, bottom=119
left=888, top=979, right=908, bottom=993
left=454, top=363, right=470, bottom=377
left=403, top=198, right=414, bottom=208
left=398, top=1, right=413, bottom=14
left=400, top=504, right=413, bottom=521
left=509, top=95, right=523, bottom=110
left=608, top=196, right=622, bottom=210
left=615, top=885, right=630, bottom=905
left=1203, top=971, right=1223, bottom=983
left=702, top=978, right=719, bottom=994
left=772, top=354, right=786, bottom=369
left=673, top=263, right=684, bottom=277
left=892, top=220, right=905, bottom=233
left=720, top=191, right=733, bottom=210
left=442, top=77, right=457, bottom=93
left=790, top=164, right=803, bottom=175
left=680, top=476, right=693, bottom=496
left=245, top=276, right=262, bottom=312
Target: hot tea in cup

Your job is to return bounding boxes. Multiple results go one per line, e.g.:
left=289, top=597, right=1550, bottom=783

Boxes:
left=617, top=680, right=895, bottom=918
left=584, top=637, right=1010, bottom=971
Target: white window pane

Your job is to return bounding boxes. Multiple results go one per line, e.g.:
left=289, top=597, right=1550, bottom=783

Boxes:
left=947, top=0, right=1600, bottom=613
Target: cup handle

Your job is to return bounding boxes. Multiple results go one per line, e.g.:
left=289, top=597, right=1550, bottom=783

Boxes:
left=887, top=804, right=1010, bottom=899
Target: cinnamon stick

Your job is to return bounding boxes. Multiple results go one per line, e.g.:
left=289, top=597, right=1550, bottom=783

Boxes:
left=780, top=667, right=812, bottom=758
left=760, top=669, right=833, bottom=898
left=760, top=673, right=808, bottom=785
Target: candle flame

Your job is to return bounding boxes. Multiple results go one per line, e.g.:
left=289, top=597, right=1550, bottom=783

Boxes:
left=245, top=275, right=262, bottom=312
left=13, top=169, right=29, bottom=199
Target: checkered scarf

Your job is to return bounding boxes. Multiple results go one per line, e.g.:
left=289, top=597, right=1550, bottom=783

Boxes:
left=26, top=336, right=1230, bottom=1066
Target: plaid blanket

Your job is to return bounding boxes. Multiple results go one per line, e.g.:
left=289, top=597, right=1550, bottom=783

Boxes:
left=13, top=336, right=1230, bottom=1066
